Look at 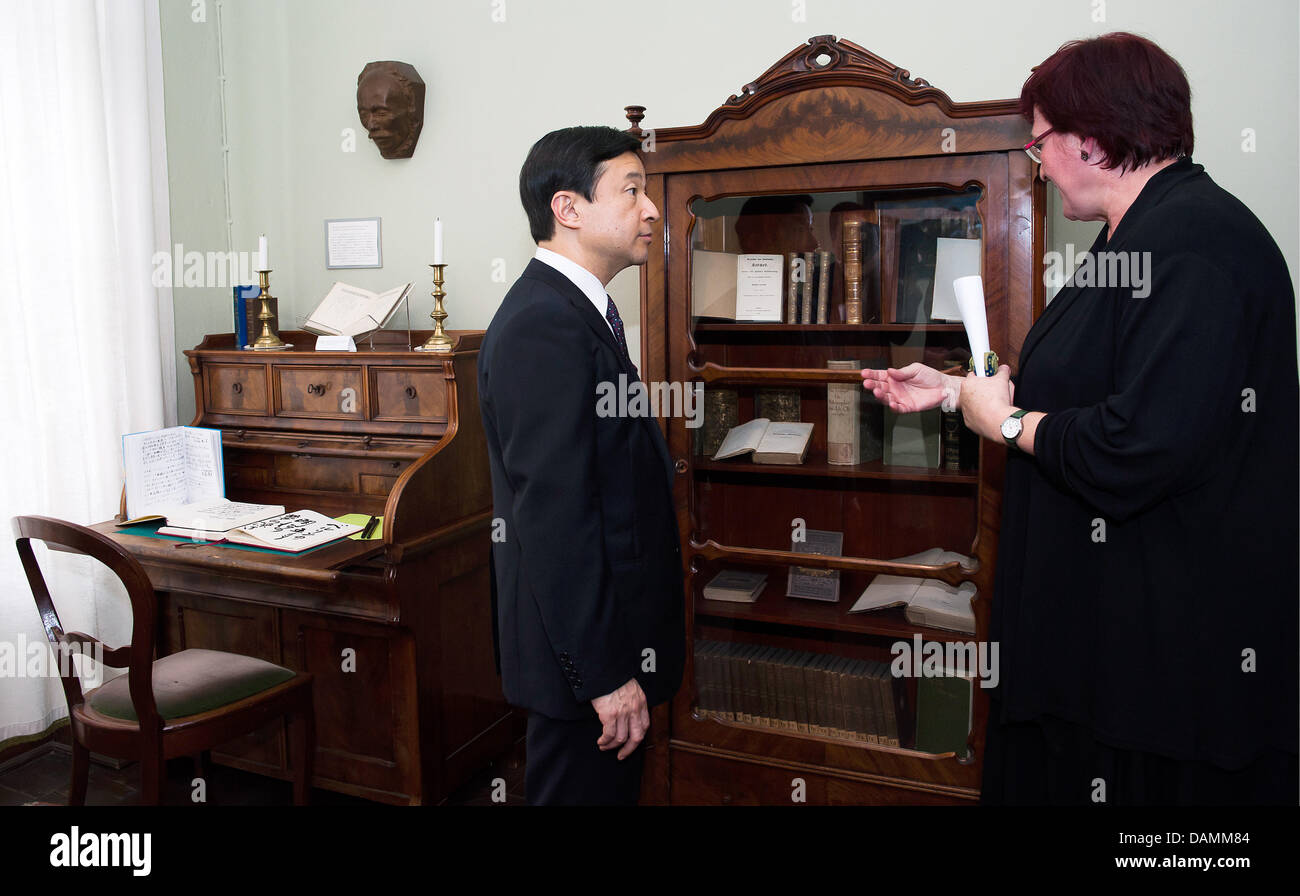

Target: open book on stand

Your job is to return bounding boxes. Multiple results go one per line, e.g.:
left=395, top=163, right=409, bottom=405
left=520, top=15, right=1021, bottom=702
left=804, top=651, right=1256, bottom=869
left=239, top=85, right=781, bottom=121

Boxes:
left=303, top=281, right=413, bottom=338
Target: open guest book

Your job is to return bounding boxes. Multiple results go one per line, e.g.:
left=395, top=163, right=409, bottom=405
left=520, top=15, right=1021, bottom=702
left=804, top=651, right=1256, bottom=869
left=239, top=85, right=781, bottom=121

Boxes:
left=159, top=510, right=364, bottom=553
left=302, top=281, right=413, bottom=338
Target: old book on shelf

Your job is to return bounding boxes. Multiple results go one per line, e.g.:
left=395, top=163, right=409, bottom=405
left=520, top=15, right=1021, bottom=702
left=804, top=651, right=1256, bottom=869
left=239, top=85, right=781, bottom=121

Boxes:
left=842, top=220, right=863, bottom=324
left=826, top=359, right=885, bottom=465
left=736, top=254, right=785, bottom=322
left=800, top=251, right=815, bottom=324
left=703, top=569, right=768, bottom=603
left=712, top=419, right=813, bottom=464
left=786, top=528, right=844, bottom=602
left=121, top=425, right=225, bottom=522
left=696, top=388, right=739, bottom=457
left=849, top=548, right=977, bottom=634
left=303, top=281, right=413, bottom=338
left=784, top=252, right=800, bottom=322
left=755, top=387, right=801, bottom=423
left=815, top=250, right=832, bottom=324
left=914, top=674, right=973, bottom=755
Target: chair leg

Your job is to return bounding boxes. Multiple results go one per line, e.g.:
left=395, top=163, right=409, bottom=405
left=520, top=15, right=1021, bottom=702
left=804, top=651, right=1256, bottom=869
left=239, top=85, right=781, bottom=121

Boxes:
left=69, top=739, right=89, bottom=806
left=139, top=753, right=163, bottom=805
left=289, top=698, right=314, bottom=806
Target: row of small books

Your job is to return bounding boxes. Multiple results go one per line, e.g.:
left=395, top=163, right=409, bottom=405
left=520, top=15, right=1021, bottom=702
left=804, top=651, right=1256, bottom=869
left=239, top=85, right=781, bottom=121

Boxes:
left=693, top=640, right=903, bottom=746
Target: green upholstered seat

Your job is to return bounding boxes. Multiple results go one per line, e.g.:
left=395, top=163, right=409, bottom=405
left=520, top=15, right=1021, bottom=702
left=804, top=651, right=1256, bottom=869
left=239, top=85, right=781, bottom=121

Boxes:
left=87, top=648, right=296, bottom=722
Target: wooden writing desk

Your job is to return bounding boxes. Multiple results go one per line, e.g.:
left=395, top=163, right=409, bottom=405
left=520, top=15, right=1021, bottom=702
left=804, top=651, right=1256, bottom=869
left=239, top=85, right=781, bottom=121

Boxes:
left=97, top=331, right=516, bottom=804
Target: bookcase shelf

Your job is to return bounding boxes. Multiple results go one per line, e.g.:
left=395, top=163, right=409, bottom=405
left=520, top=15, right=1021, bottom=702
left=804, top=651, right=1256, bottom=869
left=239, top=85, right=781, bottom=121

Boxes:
left=694, top=456, right=979, bottom=484
left=694, top=586, right=979, bottom=643
left=633, top=34, right=1043, bottom=806
left=694, top=323, right=968, bottom=333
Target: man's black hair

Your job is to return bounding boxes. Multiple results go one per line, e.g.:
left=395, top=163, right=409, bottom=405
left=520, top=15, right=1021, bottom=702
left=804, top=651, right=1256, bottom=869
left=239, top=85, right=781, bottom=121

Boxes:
left=519, top=126, right=642, bottom=243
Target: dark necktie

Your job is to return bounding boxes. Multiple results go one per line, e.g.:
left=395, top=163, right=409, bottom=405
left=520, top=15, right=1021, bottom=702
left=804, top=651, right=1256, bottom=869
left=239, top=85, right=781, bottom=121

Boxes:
left=605, top=295, right=630, bottom=363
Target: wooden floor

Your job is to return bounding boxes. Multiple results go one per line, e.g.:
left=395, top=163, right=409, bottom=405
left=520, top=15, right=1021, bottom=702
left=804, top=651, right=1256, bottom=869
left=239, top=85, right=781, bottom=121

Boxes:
left=0, top=737, right=528, bottom=806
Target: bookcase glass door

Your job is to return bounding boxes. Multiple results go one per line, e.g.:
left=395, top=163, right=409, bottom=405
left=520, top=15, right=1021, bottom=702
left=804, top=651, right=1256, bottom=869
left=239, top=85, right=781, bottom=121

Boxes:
left=685, top=183, right=988, bottom=758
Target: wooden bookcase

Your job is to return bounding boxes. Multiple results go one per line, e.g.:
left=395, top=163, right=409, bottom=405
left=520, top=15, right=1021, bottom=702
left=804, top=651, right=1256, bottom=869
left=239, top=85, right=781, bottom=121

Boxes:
left=633, top=35, right=1044, bottom=804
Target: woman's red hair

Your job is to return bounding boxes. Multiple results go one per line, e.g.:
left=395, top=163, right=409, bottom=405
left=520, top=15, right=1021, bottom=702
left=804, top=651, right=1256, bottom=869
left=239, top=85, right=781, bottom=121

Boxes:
left=1020, top=32, right=1193, bottom=171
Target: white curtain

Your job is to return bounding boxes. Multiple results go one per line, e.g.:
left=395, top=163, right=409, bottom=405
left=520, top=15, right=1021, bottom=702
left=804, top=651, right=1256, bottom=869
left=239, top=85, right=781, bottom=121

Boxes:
left=0, top=0, right=175, bottom=748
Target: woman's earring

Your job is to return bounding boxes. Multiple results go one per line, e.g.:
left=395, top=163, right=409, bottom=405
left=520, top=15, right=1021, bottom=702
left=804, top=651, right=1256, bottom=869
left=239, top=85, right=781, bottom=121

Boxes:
left=1080, top=151, right=1090, bottom=161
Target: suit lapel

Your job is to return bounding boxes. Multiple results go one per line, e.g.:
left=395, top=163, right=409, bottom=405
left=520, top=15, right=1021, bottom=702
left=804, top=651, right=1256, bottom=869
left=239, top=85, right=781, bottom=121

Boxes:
left=522, top=259, right=674, bottom=474
left=522, top=259, right=635, bottom=377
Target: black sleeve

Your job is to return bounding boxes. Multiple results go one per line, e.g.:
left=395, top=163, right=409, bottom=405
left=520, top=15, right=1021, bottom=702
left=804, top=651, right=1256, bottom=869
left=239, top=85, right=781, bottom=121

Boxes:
left=1034, top=251, right=1249, bottom=522
left=488, top=302, right=638, bottom=702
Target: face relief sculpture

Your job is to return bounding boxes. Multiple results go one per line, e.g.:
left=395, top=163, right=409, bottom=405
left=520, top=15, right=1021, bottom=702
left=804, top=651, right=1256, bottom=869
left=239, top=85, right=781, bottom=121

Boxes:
left=356, top=61, right=426, bottom=159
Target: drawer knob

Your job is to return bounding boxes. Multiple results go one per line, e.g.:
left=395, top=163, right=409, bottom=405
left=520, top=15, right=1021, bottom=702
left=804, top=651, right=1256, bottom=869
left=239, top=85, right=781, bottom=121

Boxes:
left=232, top=382, right=243, bottom=395
left=307, top=383, right=328, bottom=396
left=674, top=459, right=688, bottom=473
left=404, top=386, right=417, bottom=400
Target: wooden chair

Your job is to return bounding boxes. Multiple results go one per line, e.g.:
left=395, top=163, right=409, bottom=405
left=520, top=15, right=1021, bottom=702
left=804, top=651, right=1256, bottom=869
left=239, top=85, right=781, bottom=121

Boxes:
left=13, top=515, right=314, bottom=805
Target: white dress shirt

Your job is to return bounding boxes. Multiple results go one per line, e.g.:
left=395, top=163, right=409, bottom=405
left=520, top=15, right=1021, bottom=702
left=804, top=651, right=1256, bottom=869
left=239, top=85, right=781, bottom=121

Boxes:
left=534, top=247, right=616, bottom=338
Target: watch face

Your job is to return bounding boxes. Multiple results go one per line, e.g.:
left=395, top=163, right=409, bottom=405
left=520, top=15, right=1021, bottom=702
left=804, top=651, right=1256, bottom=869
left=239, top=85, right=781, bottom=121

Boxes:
left=1001, top=417, right=1022, bottom=440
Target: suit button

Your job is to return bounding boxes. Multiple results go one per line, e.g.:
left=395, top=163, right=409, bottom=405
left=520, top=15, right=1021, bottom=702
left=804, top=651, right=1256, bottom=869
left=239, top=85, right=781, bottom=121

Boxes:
left=573, top=678, right=583, bottom=688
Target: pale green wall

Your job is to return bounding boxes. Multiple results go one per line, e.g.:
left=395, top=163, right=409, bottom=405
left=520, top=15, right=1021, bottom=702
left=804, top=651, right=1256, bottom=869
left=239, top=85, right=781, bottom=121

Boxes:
left=160, top=0, right=1300, bottom=423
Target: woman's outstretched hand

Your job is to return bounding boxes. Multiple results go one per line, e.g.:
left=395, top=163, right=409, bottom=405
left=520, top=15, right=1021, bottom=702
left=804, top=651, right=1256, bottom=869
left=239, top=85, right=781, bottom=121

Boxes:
left=861, top=363, right=960, bottom=414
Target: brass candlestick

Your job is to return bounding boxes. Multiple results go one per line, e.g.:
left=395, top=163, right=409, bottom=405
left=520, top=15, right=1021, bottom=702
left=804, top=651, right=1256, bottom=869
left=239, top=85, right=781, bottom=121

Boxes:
left=251, top=269, right=290, bottom=351
left=416, top=263, right=454, bottom=353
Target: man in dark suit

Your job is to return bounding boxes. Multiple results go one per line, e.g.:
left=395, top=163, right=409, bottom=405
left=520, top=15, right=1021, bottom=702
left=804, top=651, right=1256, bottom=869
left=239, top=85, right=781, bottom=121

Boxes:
left=478, top=126, right=685, bottom=805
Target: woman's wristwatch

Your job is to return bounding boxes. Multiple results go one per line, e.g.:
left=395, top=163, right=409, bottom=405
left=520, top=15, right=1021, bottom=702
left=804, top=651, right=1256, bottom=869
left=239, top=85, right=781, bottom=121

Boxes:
left=1000, top=409, right=1029, bottom=449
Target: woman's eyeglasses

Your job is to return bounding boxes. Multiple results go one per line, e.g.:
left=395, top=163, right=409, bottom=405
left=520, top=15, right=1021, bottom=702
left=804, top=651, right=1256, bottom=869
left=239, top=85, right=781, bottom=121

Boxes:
left=1023, top=127, right=1055, bottom=164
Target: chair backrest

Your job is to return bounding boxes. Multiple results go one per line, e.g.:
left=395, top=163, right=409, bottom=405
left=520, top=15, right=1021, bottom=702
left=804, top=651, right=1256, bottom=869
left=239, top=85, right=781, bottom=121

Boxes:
left=12, top=515, right=163, bottom=731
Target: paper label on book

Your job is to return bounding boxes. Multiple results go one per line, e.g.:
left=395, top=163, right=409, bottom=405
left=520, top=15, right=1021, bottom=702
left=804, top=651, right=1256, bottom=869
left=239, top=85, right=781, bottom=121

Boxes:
left=735, top=254, right=784, bottom=322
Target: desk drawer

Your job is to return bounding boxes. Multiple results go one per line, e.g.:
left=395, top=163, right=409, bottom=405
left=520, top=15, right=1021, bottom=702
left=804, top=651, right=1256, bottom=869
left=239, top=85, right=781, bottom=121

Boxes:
left=371, top=367, right=448, bottom=422
left=275, top=366, right=366, bottom=420
left=206, top=364, right=269, bottom=415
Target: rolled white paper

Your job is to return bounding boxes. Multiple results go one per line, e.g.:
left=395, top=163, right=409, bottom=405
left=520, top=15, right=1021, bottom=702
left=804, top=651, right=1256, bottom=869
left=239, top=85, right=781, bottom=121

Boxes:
left=953, top=275, right=992, bottom=376
left=433, top=218, right=443, bottom=265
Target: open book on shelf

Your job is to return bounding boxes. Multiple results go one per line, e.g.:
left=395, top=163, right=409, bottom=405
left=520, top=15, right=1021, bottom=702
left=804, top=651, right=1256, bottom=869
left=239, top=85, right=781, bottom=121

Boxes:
left=302, top=281, right=412, bottom=338
left=712, top=419, right=813, bottom=464
left=158, top=509, right=364, bottom=553
left=849, top=547, right=977, bottom=634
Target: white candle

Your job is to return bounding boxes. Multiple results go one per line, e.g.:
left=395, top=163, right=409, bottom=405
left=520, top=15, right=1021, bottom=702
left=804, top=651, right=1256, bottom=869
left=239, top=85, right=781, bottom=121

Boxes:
left=433, top=218, right=443, bottom=265
left=258, top=234, right=268, bottom=271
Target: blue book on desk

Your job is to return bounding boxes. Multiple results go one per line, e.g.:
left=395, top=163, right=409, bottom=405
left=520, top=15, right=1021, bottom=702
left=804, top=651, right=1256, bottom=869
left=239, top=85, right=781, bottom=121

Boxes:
left=233, top=285, right=260, bottom=348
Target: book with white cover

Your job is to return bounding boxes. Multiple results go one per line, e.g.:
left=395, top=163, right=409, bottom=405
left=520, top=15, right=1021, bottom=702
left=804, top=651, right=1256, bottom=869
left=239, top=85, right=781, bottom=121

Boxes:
left=849, top=547, right=978, bottom=634
left=303, top=281, right=412, bottom=338
left=712, top=419, right=813, bottom=465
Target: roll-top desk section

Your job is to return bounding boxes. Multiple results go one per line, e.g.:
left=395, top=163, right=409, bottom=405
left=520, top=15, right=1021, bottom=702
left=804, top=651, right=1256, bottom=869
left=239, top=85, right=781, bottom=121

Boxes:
left=101, top=330, right=514, bottom=805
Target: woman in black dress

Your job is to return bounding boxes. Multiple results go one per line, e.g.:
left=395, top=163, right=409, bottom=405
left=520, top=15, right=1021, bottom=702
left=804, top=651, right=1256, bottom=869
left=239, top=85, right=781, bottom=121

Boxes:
left=864, top=32, right=1298, bottom=805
